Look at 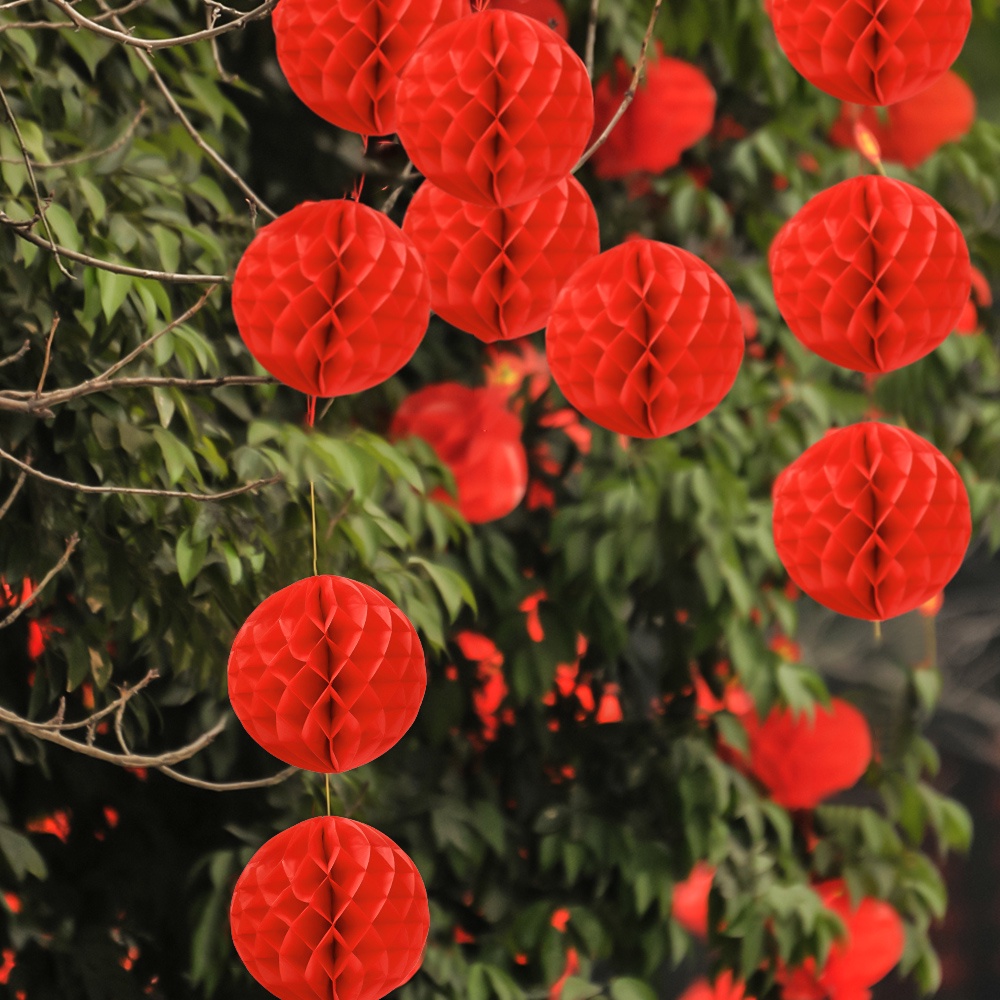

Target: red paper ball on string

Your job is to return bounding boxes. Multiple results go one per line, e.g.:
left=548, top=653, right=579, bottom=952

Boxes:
left=671, top=862, right=714, bottom=937
left=767, top=0, right=971, bottom=106
left=546, top=239, right=744, bottom=438
left=402, top=176, right=600, bottom=343
left=591, top=44, right=716, bottom=178
left=231, top=816, right=429, bottom=1000
left=772, top=422, right=971, bottom=622
left=232, top=200, right=431, bottom=398
left=228, top=575, right=426, bottom=773
left=679, top=972, right=753, bottom=1000
left=769, top=175, right=971, bottom=374
left=272, top=0, right=468, bottom=136
left=390, top=384, right=528, bottom=523
left=483, top=0, right=568, bottom=38
left=395, top=10, right=593, bottom=208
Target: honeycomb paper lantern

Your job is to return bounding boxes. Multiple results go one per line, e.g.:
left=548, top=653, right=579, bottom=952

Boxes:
left=772, top=422, right=972, bottom=621
left=231, top=816, right=429, bottom=1000
left=679, top=973, right=753, bottom=1000
left=402, top=176, right=600, bottom=342
left=545, top=239, right=744, bottom=438
left=767, top=0, right=972, bottom=106
left=390, top=383, right=528, bottom=523
left=484, top=0, right=568, bottom=38
left=232, top=200, right=431, bottom=398
left=272, top=0, right=468, bottom=136
left=769, top=175, right=971, bottom=374
left=395, top=10, right=594, bottom=207
left=228, top=575, right=426, bottom=772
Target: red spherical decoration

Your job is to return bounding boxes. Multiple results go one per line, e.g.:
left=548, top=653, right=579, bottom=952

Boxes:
left=772, top=422, right=971, bottom=621
left=591, top=45, right=716, bottom=178
left=232, top=200, right=431, bottom=398
left=272, top=0, right=468, bottom=135
left=955, top=266, right=993, bottom=335
left=545, top=239, right=744, bottom=438
left=679, top=973, right=753, bottom=1000
left=228, top=575, right=426, bottom=772
left=390, top=383, right=528, bottom=523
left=768, top=0, right=971, bottom=105
left=769, top=175, right=971, bottom=374
left=395, top=10, right=594, bottom=207
left=402, top=176, right=600, bottom=343
left=231, top=816, right=429, bottom=1000
left=671, top=862, right=714, bottom=937
left=483, top=0, right=568, bottom=37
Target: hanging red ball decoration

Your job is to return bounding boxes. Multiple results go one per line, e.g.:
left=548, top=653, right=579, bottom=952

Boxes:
left=955, top=265, right=993, bottom=335
left=767, top=0, right=972, bottom=106
left=390, top=383, right=528, bottom=523
left=232, top=200, right=431, bottom=398
left=272, top=0, right=468, bottom=136
left=671, top=862, right=714, bottom=937
left=769, top=175, right=971, bottom=374
left=545, top=239, right=744, bottom=438
left=679, top=972, right=753, bottom=1000
left=231, top=816, right=429, bottom=1000
left=395, top=10, right=594, bottom=208
left=228, top=575, right=426, bottom=773
left=772, top=422, right=972, bottom=622
left=483, top=0, right=568, bottom=38
left=402, top=176, right=600, bottom=343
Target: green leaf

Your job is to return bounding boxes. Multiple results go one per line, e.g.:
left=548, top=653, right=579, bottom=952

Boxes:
left=0, top=825, right=48, bottom=880
left=409, top=557, right=476, bottom=621
left=609, top=978, right=656, bottom=1000
left=176, top=528, right=208, bottom=586
left=97, top=269, right=132, bottom=322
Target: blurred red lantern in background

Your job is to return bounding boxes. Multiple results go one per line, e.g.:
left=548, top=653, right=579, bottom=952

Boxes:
left=955, top=266, right=993, bottom=335
left=770, top=176, right=970, bottom=373
left=679, top=972, right=753, bottom=1000
left=672, top=862, right=714, bottom=937
left=403, top=176, right=599, bottom=342
left=767, top=0, right=971, bottom=106
left=231, top=816, right=429, bottom=1000
left=591, top=45, right=716, bottom=178
left=390, top=383, right=528, bottom=523
left=484, top=0, right=568, bottom=37
left=228, top=575, right=426, bottom=772
left=546, top=239, right=743, bottom=438
left=395, top=10, right=593, bottom=207
left=772, top=422, right=972, bottom=621
left=273, top=0, right=468, bottom=135
left=232, top=200, right=431, bottom=398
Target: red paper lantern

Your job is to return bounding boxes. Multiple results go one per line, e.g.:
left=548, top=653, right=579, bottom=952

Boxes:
left=679, top=972, right=753, bottom=1000
left=390, top=383, right=528, bottom=523
left=395, top=10, right=593, bottom=207
left=228, top=575, right=426, bottom=772
left=772, top=422, right=971, bottom=621
left=232, top=200, right=431, bottom=398
left=545, top=239, right=744, bottom=438
left=955, top=265, right=993, bottom=335
left=769, top=175, right=971, bottom=374
left=484, top=0, right=568, bottom=38
left=272, top=0, right=468, bottom=136
left=403, top=176, right=599, bottom=343
left=767, top=0, right=971, bottom=106
left=591, top=44, right=716, bottom=178
left=671, top=862, right=714, bottom=937
left=231, top=816, right=429, bottom=1000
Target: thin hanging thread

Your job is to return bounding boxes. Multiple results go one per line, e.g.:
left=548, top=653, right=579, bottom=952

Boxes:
left=874, top=619, right=882, bottom=644
left=325, top=773, right=331, bottom=816
left=310, top=480, right=319, bottom=577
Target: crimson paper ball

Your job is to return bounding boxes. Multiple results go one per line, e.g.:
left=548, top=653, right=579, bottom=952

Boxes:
left=231, top=816, right=429, bottom=1000
left=545, top=239, right=744, bottom=438
left=228, top=575, right=426, bottom=772
left=772, top=422, right=971, bottom=621
left=402, top=176, right=600, bottom=342
left=484, top=0, right=568, bottom=38
left=768, top=0, right=971, bottom=106
left=769, top=175, right=970, bottom=374
left=232, top=200, right=431, bottom=398
left=390, top=383, right=528, bottom=523
left=395, top=10, right=594, bottom=207
left=272, top=0, right=468, bottom=136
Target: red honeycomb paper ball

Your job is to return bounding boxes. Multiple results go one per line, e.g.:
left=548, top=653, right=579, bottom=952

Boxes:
left=772, top=422, right=971, bottom=622
left=228, top=575, right=426, bottom=772
left=232, top=200, right=431, bottom=398
left=545, top=239, right=744, bottom=438
left=768, top=0, right=971, bottom=106
left=272, top=0, right=468, bottom=136
left=483, top=0, right=568, bottom=38
left=402, top=176, right=600, bottom=343
left=231, top=816, right=429, bottom=1000
left=395, top=10, right=594, bottom=208
left=769, top=175, right=970, bottom=374
left=390, top=383, right=528, bottom=523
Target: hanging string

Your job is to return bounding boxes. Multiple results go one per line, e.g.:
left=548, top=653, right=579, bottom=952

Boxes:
left=325, top=773, right=331, bottom=816
left=874, top=619, right=882, bottom=644
left=306, top=394, right=317, bottom=428
left=310, top=480, right=319, bottom=578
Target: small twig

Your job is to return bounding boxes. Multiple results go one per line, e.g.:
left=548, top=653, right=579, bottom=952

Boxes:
left=0, top=534, right=78, bottom=631
left=585, top=0, right=600, bottom=80
left=44, top=671, right=159, bottom=732
left=381, top=161, right=417, bottom=216
left=0, top=467, right=29, bottom=522
left=34, top=313, right=60, bottom=397
left=156, top=764, right=299, bottom=791
left=0, top=339, right=30, bottom=369
left=206, top=4, right=238, bottom=83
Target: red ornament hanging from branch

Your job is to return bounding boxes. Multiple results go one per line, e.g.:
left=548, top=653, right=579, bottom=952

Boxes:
left=228, top=575, right=426, bottom=772
left=232, top=200, right=431, bottom=398
left=395, top=9, right=593, bottom=207
left=402, top=176, right=600, bottom=343
left=483, top=0, right=569, bottom=38
left=769, top=175, right=971, bottom=374
left=545, top=239, right=744, bottom=438
left=772, top=422, right=972, bottom=622
left=679, top=972, right=754, bottom=1000
left=231, top=816, right=429, bottom=1000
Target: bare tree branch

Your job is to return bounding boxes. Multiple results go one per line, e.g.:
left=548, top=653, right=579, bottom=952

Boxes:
left=585, top=0, right=599, bottom=80
left=381, top=161, right=417, bottom=216
left=34, top=312, right=59, bottom=397
left=0, top=339, right=30, bottom=369
left=0, top=533, right=78, bottom=631
left=0, top=467, right=28, bottom=522
left=156, top=764, right=299, bottom=791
